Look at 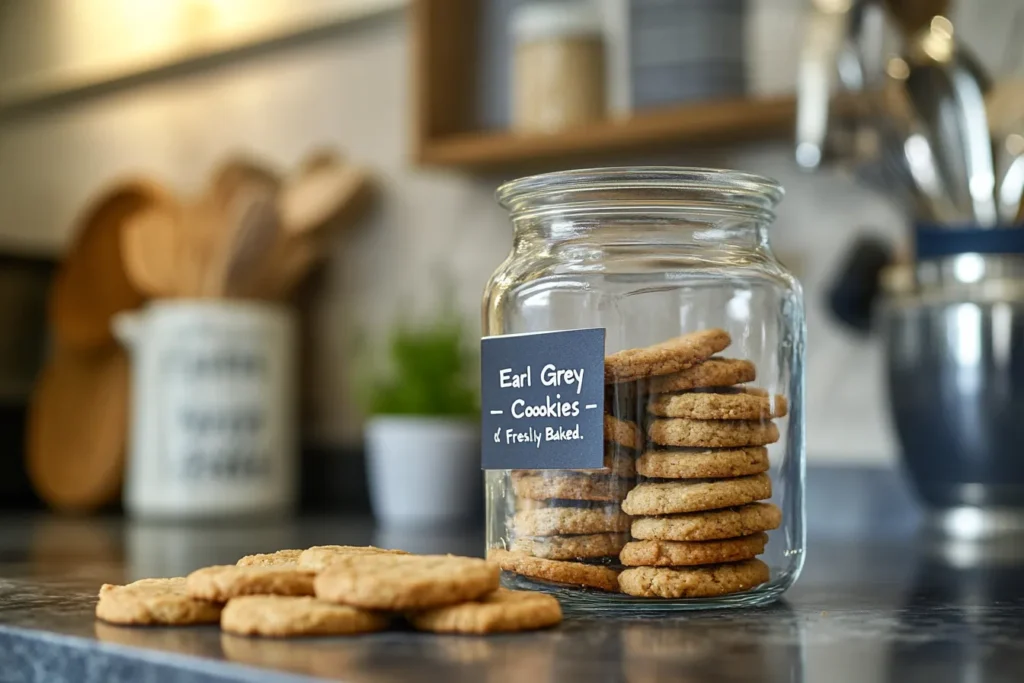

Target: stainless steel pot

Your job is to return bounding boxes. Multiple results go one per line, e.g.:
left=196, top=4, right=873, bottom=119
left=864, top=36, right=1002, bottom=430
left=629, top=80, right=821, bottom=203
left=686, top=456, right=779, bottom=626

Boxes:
left=881, top=254, right=1024, bottom=538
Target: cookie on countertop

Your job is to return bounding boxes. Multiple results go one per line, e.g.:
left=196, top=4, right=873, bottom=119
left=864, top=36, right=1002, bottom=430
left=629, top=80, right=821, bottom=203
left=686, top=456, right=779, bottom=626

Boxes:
left=647, top=358, right=756, bottom=394
left=511, top=533, right=628, bottom=560
left=408, top=588, right=562, bottom=634
left=604, top=415, right=643, bottom=450
left=649, top=391, right=788, bottom=420
left=636, top=447, right=769, bottom=479
left=513, top=506, right=631, bottom=537
left=220, top=595, right=389, bottom=637
left=96, top=577, right=222, bottom=626
left=619, top=533, right=768, bottom=567
left=488, top=548, right=620, bottom=592
left=298, top=545, right=409, bottom=572
left=186, top=565, right=316, bottom=602
left=648, top=418, right=779, bottom=448
left=236, top=549, right=302, bottom=568
left=314, top=554, right=499, bottom=610
left=621, top=474, right=772, bottom=516
left=512, top=472, right=633, bottom=502
left=604, top=329, right=731, bottom=383
left=630, top=503, right=782, bottom=542
left=618, top=559, right=770, bottom=598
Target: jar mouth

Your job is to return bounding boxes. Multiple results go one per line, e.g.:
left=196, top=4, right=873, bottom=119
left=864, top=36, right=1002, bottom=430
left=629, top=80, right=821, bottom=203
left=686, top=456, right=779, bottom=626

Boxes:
left=496, top=166, right=784, bottom=221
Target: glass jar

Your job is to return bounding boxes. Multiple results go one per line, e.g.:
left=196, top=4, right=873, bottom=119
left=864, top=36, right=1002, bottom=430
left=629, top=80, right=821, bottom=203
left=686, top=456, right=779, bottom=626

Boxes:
left=511, top=0, right=606, bottom=133
left=482, top=167, right=805, bottom=613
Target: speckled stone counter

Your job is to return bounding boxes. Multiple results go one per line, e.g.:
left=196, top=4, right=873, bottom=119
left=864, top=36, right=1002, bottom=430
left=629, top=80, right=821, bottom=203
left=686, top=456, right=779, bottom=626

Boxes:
left=2, top=467, right=1024, bottom=683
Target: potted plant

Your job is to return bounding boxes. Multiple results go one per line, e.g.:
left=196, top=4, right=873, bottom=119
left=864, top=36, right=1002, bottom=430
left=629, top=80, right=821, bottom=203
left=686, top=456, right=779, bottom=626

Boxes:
left=359, top=310, right=480, bottom=527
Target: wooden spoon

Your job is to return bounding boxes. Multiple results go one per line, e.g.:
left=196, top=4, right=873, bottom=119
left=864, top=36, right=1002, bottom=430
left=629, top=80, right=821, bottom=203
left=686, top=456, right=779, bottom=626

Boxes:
left=50, top=178, right=171, bottom=350
left=121, top=201, right=180, bottom=298
left=280, top=163, right=372, bottom=237
left=205, top=187, right=281, bottom=298
left=251, top=232, right=328, bottom=301
left=26, top=345, right=129, bottom=513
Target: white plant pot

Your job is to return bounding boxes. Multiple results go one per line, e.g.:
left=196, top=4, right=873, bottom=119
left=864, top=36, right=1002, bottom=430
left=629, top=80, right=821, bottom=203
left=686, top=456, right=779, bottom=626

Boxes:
left=365, top=416, right=481, bottom=527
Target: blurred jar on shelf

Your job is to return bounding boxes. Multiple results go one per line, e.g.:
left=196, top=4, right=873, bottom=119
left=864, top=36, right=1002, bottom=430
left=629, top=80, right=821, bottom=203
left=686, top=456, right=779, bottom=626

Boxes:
left=512, top=0, right=606, bottom=133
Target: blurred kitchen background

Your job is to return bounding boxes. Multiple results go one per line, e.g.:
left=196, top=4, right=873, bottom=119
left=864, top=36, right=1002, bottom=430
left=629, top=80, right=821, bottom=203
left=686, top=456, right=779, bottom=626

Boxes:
left=1, top=0, right=1022, bottom=525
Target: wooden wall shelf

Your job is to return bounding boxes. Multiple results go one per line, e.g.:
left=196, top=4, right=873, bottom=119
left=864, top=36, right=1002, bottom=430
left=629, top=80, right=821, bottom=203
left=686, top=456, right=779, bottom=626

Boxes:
left=418, top=97, right=796, bottom=170
left=412, top=0, right=796, bottom=172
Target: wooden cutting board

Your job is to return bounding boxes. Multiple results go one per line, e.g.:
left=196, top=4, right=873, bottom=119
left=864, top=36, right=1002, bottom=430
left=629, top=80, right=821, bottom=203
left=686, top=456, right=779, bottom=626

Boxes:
left=50, top=178, right=171, bottom=350
left=26, top=345, right=129, bottom=512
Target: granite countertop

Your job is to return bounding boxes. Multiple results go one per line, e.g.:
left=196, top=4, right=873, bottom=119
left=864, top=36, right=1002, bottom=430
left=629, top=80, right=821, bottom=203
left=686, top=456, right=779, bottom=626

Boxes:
left=2, top=467, right=1024, bottom=683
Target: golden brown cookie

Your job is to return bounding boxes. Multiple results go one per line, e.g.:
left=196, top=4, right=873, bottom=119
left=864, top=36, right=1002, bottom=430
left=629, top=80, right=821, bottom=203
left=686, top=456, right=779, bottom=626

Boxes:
left=619, top=533, right=768, bottom=567
left=186, top=565, right=316, bottom=602
left=511, top=533, right=628, bottom=560
left=96, top=578, right=222, bottom=626
left=618, top=559, right=770, bottom=598
left=521, top=448, right=636, bottom=479
left=649, top=391, right=788, bottom=420
left=408, top=588, right=562, bottom=634
left=621, top=474, right=772, bottom=515
left=630, top=503, right=782, bottom=541
left=297, top=545, right=409, bottom=571
left=314, top=554, right=500, bottom=610
left=604, top=329, right=731, bottom=383
left=488, top=548, right=620, bottom=592
left=236, top=549, right=302, bottom=568
left=647, top=358, right=756, bottom=394
left=648, top=418, right=779, bottom=448
left=604, top=415, right=643, bottom=450
left=512, top=472, right=633, bottom=502
left=636, top=447, right=769, bottom=479
left=513, top=507, right=631, bottom=536
left=220, top=595, right=389, bottom=637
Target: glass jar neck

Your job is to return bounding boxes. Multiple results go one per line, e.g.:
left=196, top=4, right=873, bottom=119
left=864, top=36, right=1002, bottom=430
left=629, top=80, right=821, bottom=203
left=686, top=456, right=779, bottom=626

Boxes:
left=497, top=167, right=782, bottom=256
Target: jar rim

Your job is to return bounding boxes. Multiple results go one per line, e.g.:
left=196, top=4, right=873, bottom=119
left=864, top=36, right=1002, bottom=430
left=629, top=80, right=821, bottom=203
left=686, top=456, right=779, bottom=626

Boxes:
left=496, top=166, right=784, bottom=216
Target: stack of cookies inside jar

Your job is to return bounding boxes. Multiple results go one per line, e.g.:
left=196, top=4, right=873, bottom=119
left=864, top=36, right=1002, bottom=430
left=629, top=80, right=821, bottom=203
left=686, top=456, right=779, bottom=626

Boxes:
left=492, top=328, right=786, bottom=600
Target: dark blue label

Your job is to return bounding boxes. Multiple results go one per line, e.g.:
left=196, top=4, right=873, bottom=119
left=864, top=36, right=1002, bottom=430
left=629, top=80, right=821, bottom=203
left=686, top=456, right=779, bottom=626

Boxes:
left=480, top=328, right=605, bottom=470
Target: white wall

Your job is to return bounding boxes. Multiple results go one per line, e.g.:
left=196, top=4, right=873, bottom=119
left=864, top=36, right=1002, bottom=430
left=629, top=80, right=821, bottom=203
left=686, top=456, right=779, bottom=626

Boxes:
left=1, top=2, right=1017, bottom=463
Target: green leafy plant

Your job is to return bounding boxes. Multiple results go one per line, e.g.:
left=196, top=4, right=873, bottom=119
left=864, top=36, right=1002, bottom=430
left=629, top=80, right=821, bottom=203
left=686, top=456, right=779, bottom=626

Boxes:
left=359, top=311, right=479, bottom=418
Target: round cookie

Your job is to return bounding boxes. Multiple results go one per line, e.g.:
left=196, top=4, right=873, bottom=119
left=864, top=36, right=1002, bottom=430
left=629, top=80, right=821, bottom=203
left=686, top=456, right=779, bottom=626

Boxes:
left=630, top=503, right=782, bottom=541
left=408, top=588, right=562, bottom=634
left=619, top=533, right=768, bottom=567
left=488, top=548, right=620, bottom=592
left=314, top=554, right=499, bottom=610
left=521, top=449, right=636, bottom=479
left=636, top=447, right=769, bottom=479
left=649, top=391, right=788, bottom=420
left=604, top=415, right=643, bottom=450
left=647, top=358, right=756, bottom=394
left=511, top=533, right=628, bottom=560
left=96, top=578, right=222, bottom=626
left=298, top=545, right=409, bottom=572
left=513, top=507, right=631, bottom=536
left=186, top=565, right=316, bottom=601
left=236, top=549, right=302, bottom=568
left=617, top=559, right=770, bottom=598
left=512, top=472, right=633, bottom=502
left=648, top=418, right=779, bottom=448
left=605, top=329, right=731, bottom=383
left=621, top=474, right=772, bottom=515
left=221, top=595, right=389, bottom=637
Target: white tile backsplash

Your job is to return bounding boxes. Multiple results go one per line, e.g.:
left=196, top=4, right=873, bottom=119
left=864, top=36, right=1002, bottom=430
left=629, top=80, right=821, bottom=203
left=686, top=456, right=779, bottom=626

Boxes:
left=10, top=2, right=1020, bottom=464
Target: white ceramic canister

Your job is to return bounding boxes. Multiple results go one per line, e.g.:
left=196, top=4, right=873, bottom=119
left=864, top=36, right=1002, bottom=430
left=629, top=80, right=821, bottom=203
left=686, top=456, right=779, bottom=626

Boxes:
left=114, top=300, right=297, bottom=519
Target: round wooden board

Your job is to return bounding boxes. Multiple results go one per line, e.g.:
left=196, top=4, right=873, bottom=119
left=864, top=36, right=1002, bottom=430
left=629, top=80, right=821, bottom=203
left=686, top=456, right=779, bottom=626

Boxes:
left=27, top=346, right=129, bottom=512
left=49, top=178, right=170, bottom=350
